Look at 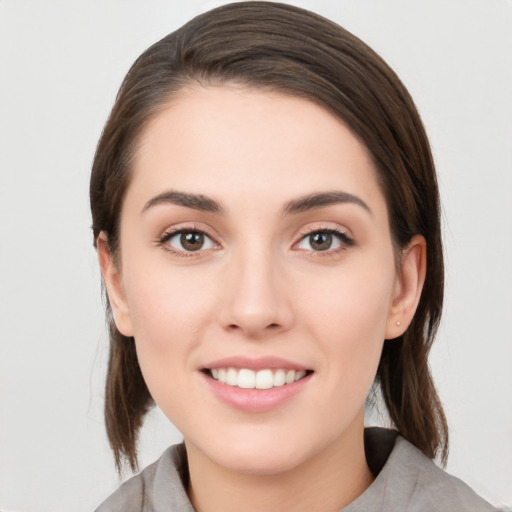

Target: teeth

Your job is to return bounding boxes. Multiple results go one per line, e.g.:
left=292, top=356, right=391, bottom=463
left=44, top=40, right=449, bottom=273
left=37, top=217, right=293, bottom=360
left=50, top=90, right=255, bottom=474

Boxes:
left=255, top=369, right=273, bottom=389
left=295, top=370, right=306, bottom=381
left=237, top=368, right=255, bottom=388
left=209, top=368, right=309, bottom=389
left=274, top=369, right=286, bottom=387
left=226, top=368, right=238, bottom=386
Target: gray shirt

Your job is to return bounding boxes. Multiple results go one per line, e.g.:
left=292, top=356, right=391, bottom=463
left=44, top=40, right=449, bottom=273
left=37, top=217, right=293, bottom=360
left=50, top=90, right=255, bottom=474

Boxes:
left=95, top=428, right=499, bottom=511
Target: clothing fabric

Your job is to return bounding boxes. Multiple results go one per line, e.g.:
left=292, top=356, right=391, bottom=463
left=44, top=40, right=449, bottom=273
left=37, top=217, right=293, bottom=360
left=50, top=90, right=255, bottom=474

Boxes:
left=95, top=428, right=499, bottom=511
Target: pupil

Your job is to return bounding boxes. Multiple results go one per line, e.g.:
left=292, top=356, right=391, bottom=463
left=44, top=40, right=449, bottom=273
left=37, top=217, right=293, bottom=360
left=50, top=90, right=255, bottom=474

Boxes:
left=181, top=232, right=204, bottom=251
left=310, top=232, right=332, bottom=251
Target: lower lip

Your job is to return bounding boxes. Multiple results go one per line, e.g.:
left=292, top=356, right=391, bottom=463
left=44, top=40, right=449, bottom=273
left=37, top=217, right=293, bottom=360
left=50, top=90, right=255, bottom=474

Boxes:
left=201, top=372, right=312, bottom=413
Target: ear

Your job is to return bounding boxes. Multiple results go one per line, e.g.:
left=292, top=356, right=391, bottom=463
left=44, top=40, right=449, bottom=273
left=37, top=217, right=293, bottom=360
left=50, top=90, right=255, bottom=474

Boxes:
left=97, top=232, right=134, bottom=337
left=385, top=234, right=427, bottom=340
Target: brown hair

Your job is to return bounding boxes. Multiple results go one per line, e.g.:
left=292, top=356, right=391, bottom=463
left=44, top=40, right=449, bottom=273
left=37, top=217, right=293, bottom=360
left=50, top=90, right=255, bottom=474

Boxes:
left=90, top=1, right=448, bottom=472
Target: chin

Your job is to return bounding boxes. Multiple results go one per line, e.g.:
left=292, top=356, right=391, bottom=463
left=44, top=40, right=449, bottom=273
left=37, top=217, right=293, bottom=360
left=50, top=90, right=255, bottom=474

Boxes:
left=187, top=424, right=323, bottom=476
left=215, top=444, right=307, bottom=476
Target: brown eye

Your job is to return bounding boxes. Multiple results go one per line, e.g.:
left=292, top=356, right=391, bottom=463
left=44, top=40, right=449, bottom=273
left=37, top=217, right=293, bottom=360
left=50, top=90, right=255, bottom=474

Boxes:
left=181, top=232, right=205, bottom=251
left=163, top=230, right=216, bottom=253
left=309, top=232, right=332, bottom=251
left=297, top=229, right=353, bottom=252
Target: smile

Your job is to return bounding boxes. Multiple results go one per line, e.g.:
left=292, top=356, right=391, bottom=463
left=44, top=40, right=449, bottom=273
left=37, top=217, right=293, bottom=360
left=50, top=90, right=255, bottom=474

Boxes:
left=208, top=368, right=310, bottom=389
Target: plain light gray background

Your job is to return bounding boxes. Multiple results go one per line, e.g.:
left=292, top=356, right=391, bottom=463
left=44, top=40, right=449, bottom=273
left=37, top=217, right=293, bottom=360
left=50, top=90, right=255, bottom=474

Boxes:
left=0, top=0, right=511, bottom=510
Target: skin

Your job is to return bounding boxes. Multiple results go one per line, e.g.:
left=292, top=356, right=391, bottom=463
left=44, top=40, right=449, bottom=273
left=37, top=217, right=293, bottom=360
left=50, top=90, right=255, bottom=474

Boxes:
left=98, top=85, right=426, bottom=512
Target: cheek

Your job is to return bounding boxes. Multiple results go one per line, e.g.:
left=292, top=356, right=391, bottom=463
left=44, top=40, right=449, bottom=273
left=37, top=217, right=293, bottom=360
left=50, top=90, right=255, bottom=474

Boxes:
left=123, top=253, right=215, bottom=338
left=297, top=258, right=396, bottom=388
left=121, top=263, right=217, bottom=397
left=298, top=259, right=395, bottom=340
left=133, top=284, right=201, bottom=332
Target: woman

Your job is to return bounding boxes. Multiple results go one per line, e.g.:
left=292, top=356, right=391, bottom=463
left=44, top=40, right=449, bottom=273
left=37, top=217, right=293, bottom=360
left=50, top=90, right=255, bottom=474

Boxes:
left=91, top=2, right=499, bottom=510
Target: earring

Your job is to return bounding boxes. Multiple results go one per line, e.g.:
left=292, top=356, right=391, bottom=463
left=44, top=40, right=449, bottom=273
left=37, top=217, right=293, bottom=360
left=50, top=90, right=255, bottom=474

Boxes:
left=396, top=320, right=401, bottom=326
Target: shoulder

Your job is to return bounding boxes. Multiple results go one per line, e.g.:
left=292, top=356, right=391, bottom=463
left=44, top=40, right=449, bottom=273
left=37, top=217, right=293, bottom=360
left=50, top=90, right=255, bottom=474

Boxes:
left=348, top=429, right=500, bottom=512
left=93, top=459, right=158, bottom=512
left=94, top=444, right=194, bottom=512
left=390, top=437, right=498, bottom=511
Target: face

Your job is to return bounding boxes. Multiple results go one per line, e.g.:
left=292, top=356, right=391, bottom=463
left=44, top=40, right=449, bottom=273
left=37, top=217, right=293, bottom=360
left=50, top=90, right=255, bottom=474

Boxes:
left=100, top=85, right=423, bottom=476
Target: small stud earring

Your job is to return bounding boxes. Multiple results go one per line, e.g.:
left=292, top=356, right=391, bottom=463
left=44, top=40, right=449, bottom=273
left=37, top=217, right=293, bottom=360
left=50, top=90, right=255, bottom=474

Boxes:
left=396, top=320, right=401, bottom=326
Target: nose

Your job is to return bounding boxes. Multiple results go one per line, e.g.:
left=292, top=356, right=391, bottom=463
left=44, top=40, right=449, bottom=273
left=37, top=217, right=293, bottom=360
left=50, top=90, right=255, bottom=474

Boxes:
left=217, top=246, right=294, bottom=339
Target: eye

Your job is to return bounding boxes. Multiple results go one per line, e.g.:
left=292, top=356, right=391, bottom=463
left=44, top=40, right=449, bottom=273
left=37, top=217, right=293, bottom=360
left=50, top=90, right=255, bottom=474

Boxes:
left=296, top=229, right=353, bottom=252
left=161, top=229, right=217, bottom=253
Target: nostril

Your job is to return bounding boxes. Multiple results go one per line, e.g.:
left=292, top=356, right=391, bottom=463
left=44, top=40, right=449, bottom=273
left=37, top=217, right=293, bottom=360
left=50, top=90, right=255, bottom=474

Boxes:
left=225, top=322, right=281, bottom=334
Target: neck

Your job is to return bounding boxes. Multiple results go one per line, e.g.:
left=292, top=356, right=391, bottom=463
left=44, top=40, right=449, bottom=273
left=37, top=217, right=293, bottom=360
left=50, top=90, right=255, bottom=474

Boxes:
left=186, top=419, right=373, bottom=512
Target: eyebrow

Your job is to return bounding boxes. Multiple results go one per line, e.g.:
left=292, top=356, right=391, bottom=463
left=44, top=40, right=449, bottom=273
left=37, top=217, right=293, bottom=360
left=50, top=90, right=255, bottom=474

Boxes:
left=142, top=190, right=224, bottom=214
left=141, top=189, right=370, bottom=216
left=283, top=191, right=371, bottom=215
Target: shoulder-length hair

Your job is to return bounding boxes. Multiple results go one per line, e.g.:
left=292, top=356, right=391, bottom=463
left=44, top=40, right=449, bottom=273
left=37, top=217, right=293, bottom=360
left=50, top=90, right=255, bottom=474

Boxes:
left=90, top=1, right=447, bottom=472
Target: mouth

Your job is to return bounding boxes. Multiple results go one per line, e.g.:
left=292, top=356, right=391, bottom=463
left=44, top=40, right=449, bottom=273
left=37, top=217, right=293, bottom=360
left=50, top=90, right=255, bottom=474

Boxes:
left=201, top=357, right=314, bottom=412
left=203, top=367, right=314, bottom=390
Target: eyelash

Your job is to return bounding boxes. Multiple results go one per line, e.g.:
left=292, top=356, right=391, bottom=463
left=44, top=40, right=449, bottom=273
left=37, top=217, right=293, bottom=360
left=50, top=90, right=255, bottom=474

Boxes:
left=157, top=226, right=354, bottom=257
left=158, top=226, right=218, bottom=258
left=295, top=226, right=355, bottom=256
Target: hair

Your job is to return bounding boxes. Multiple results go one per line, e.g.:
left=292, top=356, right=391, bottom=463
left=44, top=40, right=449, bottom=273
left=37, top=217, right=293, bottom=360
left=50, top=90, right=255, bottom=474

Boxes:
left=90, top=1, right=448, bottom=472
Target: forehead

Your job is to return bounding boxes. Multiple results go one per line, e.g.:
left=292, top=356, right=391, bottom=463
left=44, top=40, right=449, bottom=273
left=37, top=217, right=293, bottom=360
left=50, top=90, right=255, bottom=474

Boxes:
left=128, top=85, right=386, bottom=216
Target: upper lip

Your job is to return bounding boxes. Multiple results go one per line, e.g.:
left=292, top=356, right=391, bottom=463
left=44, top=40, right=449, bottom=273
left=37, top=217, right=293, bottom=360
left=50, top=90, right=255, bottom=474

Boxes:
left=202, top=356, right=311, bottom=372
